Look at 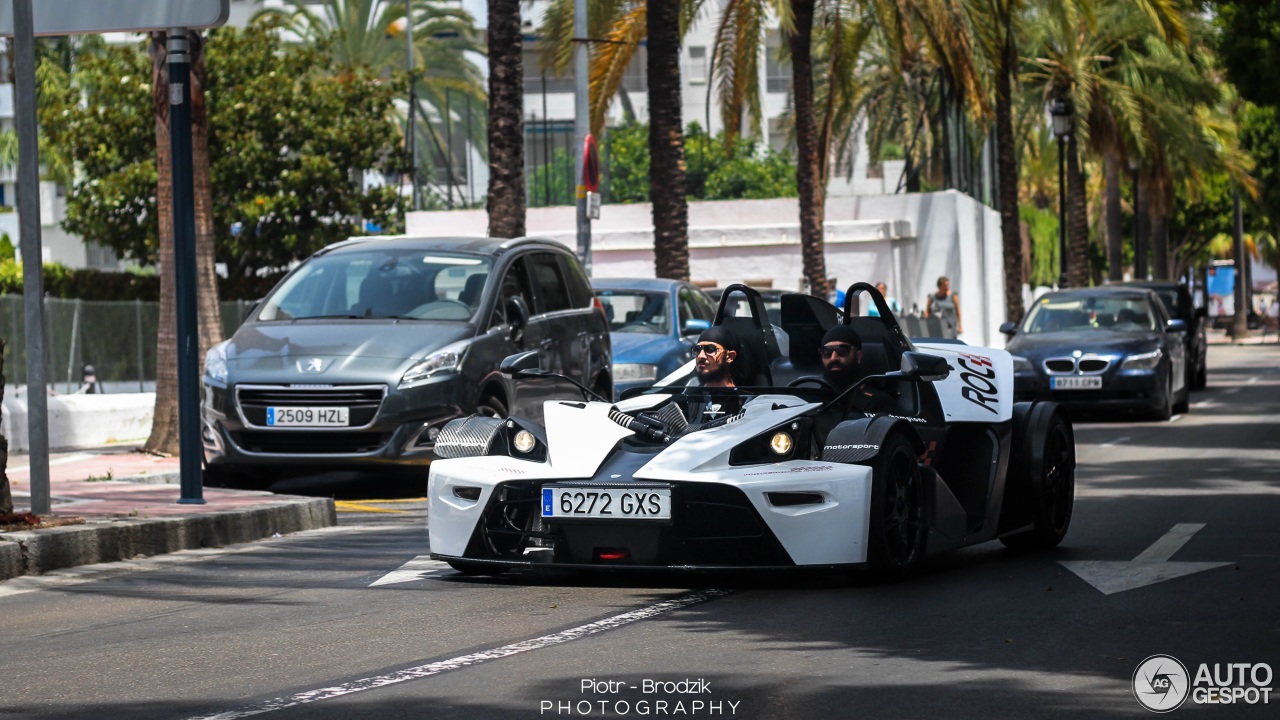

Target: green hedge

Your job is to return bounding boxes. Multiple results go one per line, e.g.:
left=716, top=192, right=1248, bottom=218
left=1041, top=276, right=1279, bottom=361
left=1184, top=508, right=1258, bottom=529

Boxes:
left=0, top=259, right=285, bottom=301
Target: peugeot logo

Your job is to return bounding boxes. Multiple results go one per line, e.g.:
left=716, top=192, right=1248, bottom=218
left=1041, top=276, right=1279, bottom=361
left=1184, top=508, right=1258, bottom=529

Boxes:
left=297, top=358, right=328, bottom=373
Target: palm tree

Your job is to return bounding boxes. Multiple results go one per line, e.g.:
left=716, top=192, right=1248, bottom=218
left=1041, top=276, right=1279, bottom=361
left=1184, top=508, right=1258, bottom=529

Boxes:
left=145, top=32, right=223, bottom=455
left=648, top=0, right=692, bottom=280
left=486, top=0, right=526, bottom=237
left=259, top=0, right=487, bottom=211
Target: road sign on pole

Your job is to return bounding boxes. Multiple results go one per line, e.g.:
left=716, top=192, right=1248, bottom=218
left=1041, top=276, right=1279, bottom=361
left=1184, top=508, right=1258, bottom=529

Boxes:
left=583, top=134, right=600, bottom=193
left=0, top=0, right=228, bottom=35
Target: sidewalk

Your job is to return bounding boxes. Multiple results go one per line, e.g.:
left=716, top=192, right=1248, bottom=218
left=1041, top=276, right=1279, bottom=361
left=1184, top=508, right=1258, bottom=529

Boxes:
left=1, top=446, right=336, bottom=582
left=1206, top=328, right=1276, bottom=345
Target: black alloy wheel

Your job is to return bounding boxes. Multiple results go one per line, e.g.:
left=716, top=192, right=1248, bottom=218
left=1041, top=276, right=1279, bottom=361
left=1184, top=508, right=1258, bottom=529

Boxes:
left=1002, top=404, right=1075, bottom=550
left=477, top=395, right=509, bottom=419
left=867, top=433, right=928, bottom=575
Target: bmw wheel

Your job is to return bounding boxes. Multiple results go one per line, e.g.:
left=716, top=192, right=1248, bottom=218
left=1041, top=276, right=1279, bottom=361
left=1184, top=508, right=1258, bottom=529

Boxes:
left=477, top=395, right=508, bottom=419
left=866, top=433, right=928, bottom=576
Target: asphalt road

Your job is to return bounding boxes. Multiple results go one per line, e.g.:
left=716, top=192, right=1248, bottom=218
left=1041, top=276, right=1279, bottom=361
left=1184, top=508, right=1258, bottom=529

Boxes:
left=2, top=342, right=1277, bottom=720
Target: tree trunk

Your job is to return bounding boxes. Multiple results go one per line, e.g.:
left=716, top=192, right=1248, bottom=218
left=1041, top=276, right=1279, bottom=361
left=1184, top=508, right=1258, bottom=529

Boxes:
left=994, top=21, right=1025, bottom=322
left=144, top=33, right=223, bottom=457
left=146, top=33, right=179, bottom=455
left=190, top=33, right=224, bottom=368
left=1066, top=133, right=1089, bottom=288
left=486, top=0, right=526, bottom=238
left=1104, top=150, right=1123, bottom=282
left=787, top=0, right=828, bottom=298
left=648, top=0, right=690, bottom=281
left=1151, top=211, right=1170, bottom=281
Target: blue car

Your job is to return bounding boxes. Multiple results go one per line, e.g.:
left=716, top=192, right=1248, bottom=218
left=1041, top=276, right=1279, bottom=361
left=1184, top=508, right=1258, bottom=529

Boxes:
left=592, top=278, right=718, bottom=399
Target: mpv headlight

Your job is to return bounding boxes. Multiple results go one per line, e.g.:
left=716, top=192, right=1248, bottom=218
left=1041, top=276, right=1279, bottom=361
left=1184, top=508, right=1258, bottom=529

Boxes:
left=613, top=363, right=658, bottom=382
left=1121, top=348, right=1162, bottom=370
left=400, top=343, right=467, bottom=388
left=205, top=342, right=229, bottom=382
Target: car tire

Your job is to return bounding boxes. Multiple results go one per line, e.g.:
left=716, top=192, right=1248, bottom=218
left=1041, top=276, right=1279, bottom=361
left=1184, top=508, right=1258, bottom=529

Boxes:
left=1000, top=404, right=1074, bottom=551
left=476, top=394, right=508, bottom=419
left=1153, top=375, right=1173, bottom=421
left=1194, top=360, right=1207, bottom=390
left=866, top=433, right=928, bottom=577
left=1172, top=383, right=1189, bottom=416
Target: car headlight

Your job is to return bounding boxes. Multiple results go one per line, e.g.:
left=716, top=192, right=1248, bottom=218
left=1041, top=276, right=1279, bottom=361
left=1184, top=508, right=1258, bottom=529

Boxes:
left=1012, top=355, right=1032, bottom=372
left=770, top=432, right=794, bottom=455
left=613, top=363, right=659, bottom=382
left=400, top=343, right=467, bottom=388
left=1121, top=348, right=1162, bottom=370
left=513, top=429, right=536, bottom=453
left=205, top=342, right=228, bottom=382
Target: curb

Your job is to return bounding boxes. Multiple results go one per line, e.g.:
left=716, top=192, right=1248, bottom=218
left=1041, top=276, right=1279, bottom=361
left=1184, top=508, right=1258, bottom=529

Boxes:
left=0, top=497, right=337, bottom=580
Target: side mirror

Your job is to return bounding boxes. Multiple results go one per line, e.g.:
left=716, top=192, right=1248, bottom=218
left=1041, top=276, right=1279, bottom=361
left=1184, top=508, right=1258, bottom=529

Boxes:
left=499, top=350, right=541, bottom=377
left=1166, top=318, right=1187, bottom=333
left=999, top=321, right=1018, bottom=336
left=506, top=296, right=530, bottom=338
left=682, top=318, right=711, bottom=335
left=897, top=351, right=951, bottom=382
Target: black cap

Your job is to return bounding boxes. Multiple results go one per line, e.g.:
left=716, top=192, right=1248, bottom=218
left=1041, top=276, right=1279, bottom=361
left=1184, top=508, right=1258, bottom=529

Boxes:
left=821, top=325, right=862, bottom=348
left=697, top=326, right=740, bottom=353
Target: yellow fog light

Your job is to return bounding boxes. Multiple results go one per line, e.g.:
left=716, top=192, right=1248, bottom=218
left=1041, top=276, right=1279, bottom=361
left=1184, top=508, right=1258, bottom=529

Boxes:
left=513, top=430, right=536, bottom=453
left=770, top=432, right=793, bottom=455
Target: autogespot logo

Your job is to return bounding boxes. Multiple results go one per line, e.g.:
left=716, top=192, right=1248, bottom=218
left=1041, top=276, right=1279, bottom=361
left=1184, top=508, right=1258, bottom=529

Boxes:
left=1134, top=655, right=1190, bottom=713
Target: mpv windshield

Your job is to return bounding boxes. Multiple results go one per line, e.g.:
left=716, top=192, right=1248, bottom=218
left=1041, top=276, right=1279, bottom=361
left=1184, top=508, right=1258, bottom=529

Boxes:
left=1021, top=295, right=1157, bottom=334
left=257, top=250, right=492, bottom=322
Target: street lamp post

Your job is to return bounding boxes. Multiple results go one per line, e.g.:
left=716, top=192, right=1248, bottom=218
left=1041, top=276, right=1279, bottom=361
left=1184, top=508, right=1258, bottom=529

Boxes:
left=1130, top=156, right=1144, bottom=281
left=1049, top=97, right=1073, bottom=288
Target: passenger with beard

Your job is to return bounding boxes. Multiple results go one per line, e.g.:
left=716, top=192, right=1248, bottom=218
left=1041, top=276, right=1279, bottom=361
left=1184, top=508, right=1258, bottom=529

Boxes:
left=685, top=326, right=746, bottom=425
left=821, top=325, right=894, bottom=414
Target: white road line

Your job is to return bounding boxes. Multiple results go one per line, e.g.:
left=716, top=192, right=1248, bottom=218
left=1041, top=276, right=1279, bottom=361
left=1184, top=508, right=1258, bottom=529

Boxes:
left=1100, top=437, right=1130, bottom=447
left=186, top=589, right=733, bottom=720
left=1222, top=387, right=1242, bottom=395
left=369, top=556, right=452, bottom=586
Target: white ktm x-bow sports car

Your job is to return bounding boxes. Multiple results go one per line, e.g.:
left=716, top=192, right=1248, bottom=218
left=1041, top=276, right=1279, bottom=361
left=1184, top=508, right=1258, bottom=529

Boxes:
left=427, top=283, right=1075, bottom=575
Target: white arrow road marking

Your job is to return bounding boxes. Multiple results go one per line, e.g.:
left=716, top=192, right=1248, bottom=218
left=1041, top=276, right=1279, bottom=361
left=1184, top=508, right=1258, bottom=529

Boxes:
left=185, top=589, right=732, bottom=720
left=1059, top=523, right=1232, bottom=595
left=369, top=556, right=453, bottom=586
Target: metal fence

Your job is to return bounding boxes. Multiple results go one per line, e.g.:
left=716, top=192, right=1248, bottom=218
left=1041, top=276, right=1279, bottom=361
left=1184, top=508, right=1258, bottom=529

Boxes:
left=0, top=295, right=255, bottom=391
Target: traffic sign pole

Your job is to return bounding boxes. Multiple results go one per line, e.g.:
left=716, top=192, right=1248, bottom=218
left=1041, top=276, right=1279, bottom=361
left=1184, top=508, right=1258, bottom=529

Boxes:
left=573, top=0, right=591, bottom=276
left=169, top=29, right=205, bottom=504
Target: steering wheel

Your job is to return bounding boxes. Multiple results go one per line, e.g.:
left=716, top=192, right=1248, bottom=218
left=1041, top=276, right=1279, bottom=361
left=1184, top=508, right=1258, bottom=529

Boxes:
left=787, top=376, right=839, bottom=392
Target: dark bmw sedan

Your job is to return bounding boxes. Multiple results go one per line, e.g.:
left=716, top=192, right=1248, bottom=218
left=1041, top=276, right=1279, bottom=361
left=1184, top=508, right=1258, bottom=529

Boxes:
left=1003, top=287, right=1189, bottom=420
left=201, top=236, right=611, bottom=484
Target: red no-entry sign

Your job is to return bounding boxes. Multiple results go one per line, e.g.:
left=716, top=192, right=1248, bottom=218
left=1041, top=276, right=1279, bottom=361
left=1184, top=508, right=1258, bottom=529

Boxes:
left=583, top=134, right=600, bottom=193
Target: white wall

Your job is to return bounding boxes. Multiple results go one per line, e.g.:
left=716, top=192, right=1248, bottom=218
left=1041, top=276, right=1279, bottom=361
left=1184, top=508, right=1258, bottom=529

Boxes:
left=2, top=392, right=155, bottom=452
left=407, top=190, right=1008, bottom=348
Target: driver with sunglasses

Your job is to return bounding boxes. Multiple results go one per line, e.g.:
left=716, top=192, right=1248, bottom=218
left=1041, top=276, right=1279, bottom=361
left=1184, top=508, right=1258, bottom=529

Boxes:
left=683, top=327, right=746, bottom=425
left=821, top=325, right=894, bottom=414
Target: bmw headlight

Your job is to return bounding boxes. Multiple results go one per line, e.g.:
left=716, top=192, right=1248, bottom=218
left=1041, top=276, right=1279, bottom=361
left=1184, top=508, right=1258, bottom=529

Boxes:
left=1012, top=355, right=1032, bottom=372
left=613, top=363, right=658, bottom=382
left=204, top=342, right=229, bottom=383
left=400, top=343, right=467, bottom=388
left=1121, top=348, right=1162, bottom=370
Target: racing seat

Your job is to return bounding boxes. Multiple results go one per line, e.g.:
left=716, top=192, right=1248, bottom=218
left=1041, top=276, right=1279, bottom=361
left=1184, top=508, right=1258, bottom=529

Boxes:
left=719, top=316, right=774, bottom=386
left=769, top=293, right=839, bottom=386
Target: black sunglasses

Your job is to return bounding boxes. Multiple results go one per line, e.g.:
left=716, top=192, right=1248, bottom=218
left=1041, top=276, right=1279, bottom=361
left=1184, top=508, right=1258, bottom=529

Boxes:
left=694, top=343, right=726, bottom=357
left=820, top=343, right=855, bottom=358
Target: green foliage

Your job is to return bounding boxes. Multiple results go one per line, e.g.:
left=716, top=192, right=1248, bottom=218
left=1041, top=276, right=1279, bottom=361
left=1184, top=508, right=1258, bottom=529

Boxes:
left=603, top=122, right=797, bottom=204
left=0, top=259, right=282, bottom=301
left=37, top=19, right=407, bottom=275
left=1241, top=103, right=1280, bottom=236
left=1214, top=0, right=1280, bottom=108
left=1021, top=205, right=1060, bottom=288
left=0, top=234, right=13, bottom=262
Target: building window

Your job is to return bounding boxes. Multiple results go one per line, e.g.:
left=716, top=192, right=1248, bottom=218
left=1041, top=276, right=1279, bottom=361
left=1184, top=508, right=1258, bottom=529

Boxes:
left=688, top=46, right=707, bottom=84
left=620, top=47, right=648, bottom=92
left=765, top=32, right=790, bottom=94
